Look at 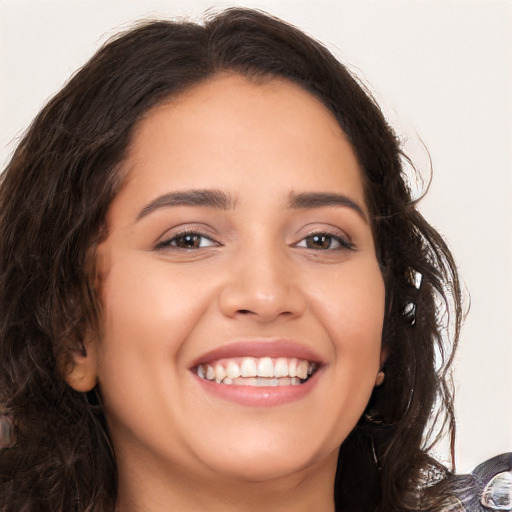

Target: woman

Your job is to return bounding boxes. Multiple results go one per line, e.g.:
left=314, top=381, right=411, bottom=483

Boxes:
left=0, top=7, right=509, bottom=512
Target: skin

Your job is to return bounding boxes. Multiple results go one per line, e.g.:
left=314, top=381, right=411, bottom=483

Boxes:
left=67, top=74, right=386, bottom=512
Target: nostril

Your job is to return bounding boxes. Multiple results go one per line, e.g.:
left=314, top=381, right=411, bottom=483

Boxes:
left=237, top=309, right=252, bottom=315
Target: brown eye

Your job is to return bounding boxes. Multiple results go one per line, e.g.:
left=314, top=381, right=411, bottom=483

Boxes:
left=306, top=234, right=335, bottom=249
left=296, top=233, right=354, bottom=251
left=173, top=234, right=204, bottom=248
left=156, top=232, right=217, bottom=250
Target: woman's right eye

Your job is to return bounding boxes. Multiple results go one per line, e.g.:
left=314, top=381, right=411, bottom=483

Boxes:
left=156, top=232, right=217, bottom=250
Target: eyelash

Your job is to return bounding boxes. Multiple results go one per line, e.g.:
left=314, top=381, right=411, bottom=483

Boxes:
left=155, top=230, right=354, bottom=251
left=295, top=232, right=355, bottom=251
left=155, top=230, right=220, bottom=250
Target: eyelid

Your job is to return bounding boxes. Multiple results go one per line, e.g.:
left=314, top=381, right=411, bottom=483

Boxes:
left=154, top=227, right=221, bottom=250
left=294, top=228, right=355, bottom=251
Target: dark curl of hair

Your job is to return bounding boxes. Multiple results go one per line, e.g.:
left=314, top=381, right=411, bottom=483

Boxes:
left=0, top=8, right=462, bottom=512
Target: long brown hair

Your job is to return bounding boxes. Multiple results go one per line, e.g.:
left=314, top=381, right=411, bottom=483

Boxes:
left=0, top=8, right=462, bottom=511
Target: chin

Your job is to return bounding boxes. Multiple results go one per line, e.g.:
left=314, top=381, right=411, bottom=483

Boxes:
left=193, top=428, right=339, bottom=484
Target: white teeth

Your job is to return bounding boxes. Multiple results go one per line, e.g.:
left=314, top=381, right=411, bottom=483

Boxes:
left=215, top=363, right=227, bottom=383
left=274, top=358, right=288, bottom=378
left=243, top=377, right=258, bottom=386
left=240, top=358, right=257, bottom=377
left=226, top=361, right=240, bottom=379
left=256, top=377, right=276, bottom=386
left=205, top=365, right=215, bottom=380
left=196, top=356, right=318, bottom=386
left=296, top=360, right=309, bottom=380
left=257, top=357, right=274, bottom=377
left=288, top=359, right=297, bottom=378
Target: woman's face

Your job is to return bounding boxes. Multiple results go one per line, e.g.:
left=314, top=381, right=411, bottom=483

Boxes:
left=91, top=74, right=385, bottom=486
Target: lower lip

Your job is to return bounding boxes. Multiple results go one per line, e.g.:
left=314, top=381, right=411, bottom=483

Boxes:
left=193, top=371, right=321, bottom=407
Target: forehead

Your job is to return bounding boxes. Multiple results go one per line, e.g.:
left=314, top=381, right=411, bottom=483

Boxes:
left=115, top=73, right=366, bottom=215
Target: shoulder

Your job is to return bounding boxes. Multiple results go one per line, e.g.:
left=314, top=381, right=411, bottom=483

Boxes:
left=447, top=453, right=512, bottom=511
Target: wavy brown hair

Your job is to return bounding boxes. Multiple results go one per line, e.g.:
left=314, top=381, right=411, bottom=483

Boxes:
left=0, top=8, right=462, bottom=512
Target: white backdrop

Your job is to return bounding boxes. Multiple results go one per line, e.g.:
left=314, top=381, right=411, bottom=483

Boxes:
left=1, top=0, right=510, bottom=473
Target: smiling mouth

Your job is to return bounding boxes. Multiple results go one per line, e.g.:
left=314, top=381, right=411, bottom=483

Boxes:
left=195, top=357, right=318, bottom=386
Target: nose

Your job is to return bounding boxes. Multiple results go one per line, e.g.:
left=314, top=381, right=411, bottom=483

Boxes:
left=218, top=245, right=306, bottom=323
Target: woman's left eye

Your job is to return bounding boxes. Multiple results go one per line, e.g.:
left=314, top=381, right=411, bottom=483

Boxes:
left=296, top=233, right=354, bottom=250
left=156, top=232, right=217, bottom=250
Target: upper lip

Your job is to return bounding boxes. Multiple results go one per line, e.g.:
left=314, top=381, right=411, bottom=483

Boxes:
left=190, top=339, right=325, bottom=368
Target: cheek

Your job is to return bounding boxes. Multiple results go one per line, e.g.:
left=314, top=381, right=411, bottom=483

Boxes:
left=291, top=259, right=385, bottom=451
left=93, top=258, right=218, bottom=455
left=100, top=256, right=207, bottom=342
left=312, top=258, right=385, bottom=345
left=95, top=257, right=212, bottom=399
left=311, top=258, right=385, bottom=397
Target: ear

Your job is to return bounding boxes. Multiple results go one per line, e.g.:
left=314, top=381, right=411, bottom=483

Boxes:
left=62, top=337, right=98, bottom=392
left=374, top=344, right=389, bottom=387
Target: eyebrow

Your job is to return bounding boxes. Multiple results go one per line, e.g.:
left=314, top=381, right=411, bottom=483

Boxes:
left=137, top=189, right=236, bottom=219
left=136, top=189, right=367, bottom=222
left=287, top=192, right=368, bottom=222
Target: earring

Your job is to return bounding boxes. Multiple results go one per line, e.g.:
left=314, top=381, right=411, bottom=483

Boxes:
left=365, top=408, right=386, bottom=428
left=370, top=436, right=382, bottom=470
left=375, top=371, right=385, bottom=387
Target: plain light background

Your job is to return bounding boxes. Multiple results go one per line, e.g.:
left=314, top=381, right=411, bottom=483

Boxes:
left=1, top=0, right=510, bottom=473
